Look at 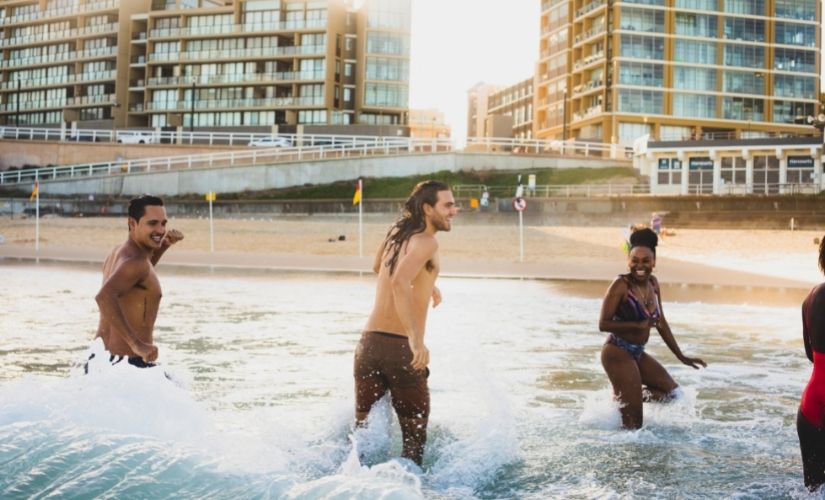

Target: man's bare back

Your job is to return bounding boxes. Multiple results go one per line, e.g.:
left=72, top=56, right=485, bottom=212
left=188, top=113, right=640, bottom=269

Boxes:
left=364, top=233, right=440, bottom=344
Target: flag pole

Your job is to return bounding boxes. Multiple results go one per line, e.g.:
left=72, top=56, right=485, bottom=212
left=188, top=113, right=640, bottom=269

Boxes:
left=34, top=173, right=39, bottom=253
left=358, top=178, right=363, bottom=259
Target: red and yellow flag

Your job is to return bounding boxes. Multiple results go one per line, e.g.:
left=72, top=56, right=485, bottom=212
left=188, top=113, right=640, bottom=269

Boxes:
left=29, top=181, right=39, bottom=201
left=352, top=179, right=362, bottom=205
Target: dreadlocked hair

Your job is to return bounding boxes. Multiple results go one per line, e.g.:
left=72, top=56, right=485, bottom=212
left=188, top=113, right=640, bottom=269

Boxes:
left=383, top=180, right=450, bottom=275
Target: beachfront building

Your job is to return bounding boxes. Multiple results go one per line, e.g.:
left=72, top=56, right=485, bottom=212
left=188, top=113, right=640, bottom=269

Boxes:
left=487, top=77, right=533, bottom=140
left=0, top=0, right=411, bottom=134
left=534, top=0, right=821, bottom=145
left=466, top=82, right=501, bottom=139
left=408, top=108, right=450, bottom=139
left=635, top=135, right=824, bottom=194
left=466, top=78, right=533, bottom=140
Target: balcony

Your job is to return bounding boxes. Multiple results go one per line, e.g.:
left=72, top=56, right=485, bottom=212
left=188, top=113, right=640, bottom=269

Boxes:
left=147, top=20, right=328, bottom=39
left=0, top=22, right=118, bottom=48
left=146, top=71, right=326, bottom=87
left=143, top=96, right=325, bottom=111
left=572, top=79, right=604, bottom=96
left=1, top=0, right=117, bottom=26
left=572, top=51, right=605, bottom=70
left=572, top=104, right=603, bottom=122
left=574, top=26, right=606, bottom=45
left=0, top=69, right=117, bottom=90
left=147, top=45, right=326, bottom=63
left=575, top=1, right=605, bottom=19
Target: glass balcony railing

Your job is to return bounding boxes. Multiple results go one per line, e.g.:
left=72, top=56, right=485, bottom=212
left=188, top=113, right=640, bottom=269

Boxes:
left=1, top=0, right=117, bottom=26
left=147, top=71, right=325, bottom=86
left=144, top=96, right=325, bottom=111
left=1, top=22, right=118, bottom=48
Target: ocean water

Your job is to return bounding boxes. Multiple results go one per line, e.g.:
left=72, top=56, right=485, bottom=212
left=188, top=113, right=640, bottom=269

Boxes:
left=0, top=262, right=817, bottom=499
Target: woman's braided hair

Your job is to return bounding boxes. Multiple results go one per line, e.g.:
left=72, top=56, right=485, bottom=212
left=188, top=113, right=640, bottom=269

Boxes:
left=382, top=180, right=450, bottom=275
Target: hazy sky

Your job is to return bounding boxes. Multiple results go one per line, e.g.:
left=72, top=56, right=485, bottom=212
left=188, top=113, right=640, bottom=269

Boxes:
left=408, top=0, right=540, bottom=141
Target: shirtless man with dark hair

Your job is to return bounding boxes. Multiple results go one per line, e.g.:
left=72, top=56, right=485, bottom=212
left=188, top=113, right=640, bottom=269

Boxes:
left=92, top=195, right=183, bottom=369
left=353, top=180, right=458, bottom=466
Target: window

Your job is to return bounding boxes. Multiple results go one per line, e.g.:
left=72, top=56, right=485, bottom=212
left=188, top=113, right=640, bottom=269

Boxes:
left=657, top=158, right=682, bottom=185
left=775, top=22, right=817, bottom=47
left=723, top=44, right=764, bottom=68
left=620, top=8, right=664, bottom=33
left=723, top=71, right=765, bottom=95
left=722, top=97, right=764, bottom=121
left=723, top=17, right=765, bottom=42
left=674, top=40, right=716, bottom=64
left=618, top=62, right=663, bottom=86
left=720, top=156, right=747, bottom=185
left=675, top=0, right=717, bottom=11
left=774, top=48, right=816, bottom=73
left=675, top=13, right=716, bottom=38
left=773, top=100, right=815, bottom=123
left=617, top=89, right=663, bottom=113
left=775, top=0, right=816, bottom=20
left=673, top=94, right=716, bottom=118
left=725, top=0, right=764, bottom=15
left=673, top=67, right=716, bottom=91
left=619, top=35, right=664, bottom=59
left=774, top=75, right=816, bottom=98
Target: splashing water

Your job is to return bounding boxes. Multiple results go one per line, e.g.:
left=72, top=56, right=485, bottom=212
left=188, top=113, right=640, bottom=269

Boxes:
left=0, top=263, right=816, bottom=498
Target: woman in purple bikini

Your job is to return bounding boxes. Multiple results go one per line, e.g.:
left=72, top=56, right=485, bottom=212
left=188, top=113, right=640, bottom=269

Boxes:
left=598, top=228, right=706, bottom=429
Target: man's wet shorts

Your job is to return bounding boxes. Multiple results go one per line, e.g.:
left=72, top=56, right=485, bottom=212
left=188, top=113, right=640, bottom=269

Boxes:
left=353, top=331, right=430, bottom=419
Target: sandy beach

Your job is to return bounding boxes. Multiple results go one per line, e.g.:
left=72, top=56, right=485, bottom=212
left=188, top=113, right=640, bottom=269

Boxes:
left=0, top=214, right=819, bottom=292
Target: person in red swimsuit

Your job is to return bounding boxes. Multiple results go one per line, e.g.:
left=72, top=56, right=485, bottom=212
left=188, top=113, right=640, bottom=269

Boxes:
left=599, top=228, right=706, bottom=429
left=798, top=238, right=825, bottom=490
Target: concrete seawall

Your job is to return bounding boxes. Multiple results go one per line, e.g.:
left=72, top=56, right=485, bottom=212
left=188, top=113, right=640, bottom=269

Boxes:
left=5, top=193, right=825, bottom=230
left=1, top=152, right=631, bottom=197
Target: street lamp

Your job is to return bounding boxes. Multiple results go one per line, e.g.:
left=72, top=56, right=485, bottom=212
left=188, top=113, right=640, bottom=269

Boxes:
left=111, top=100, right=119, bottom=140
left=562, top=88, right=568, bottom=141
left=190, top=80, right=196, bottom=134
left=15, top=78, right=21, bottom=127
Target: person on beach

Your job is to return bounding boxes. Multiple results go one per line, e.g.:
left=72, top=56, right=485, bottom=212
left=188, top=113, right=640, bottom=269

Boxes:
left=599, top=228, right=706, bottom=429
left=91, top=195, right=183, bottom=371
left=353, top=180, right=458, bottom=466
left=797, top=237, right=825, bottom=491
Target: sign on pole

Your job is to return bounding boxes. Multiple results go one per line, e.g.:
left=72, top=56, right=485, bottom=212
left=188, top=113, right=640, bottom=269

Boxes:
left=205, top=191, right=216, bottom=252
left=513, top=197, right=526, bottom=262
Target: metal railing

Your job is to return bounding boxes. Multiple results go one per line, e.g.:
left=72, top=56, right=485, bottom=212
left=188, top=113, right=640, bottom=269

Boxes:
left=0, top=137, right=454, bottom=186
left=0, top=125, right=631, bottom=157
left=0, top=127, right=633, bottom=187
left=453, top=183, right=650, bottom=199
left=654, top=130, right=810, bottom=142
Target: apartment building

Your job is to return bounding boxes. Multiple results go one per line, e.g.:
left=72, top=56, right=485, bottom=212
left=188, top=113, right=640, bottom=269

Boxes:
left=408, top=107, right=450, bottom=139
left=487, top=77, right=533, bottom=140
left=534, top=0, right=821, bottom=144
left=0, top=0, right=410, bottom=134
left=466, top=82, right=501, bottom=139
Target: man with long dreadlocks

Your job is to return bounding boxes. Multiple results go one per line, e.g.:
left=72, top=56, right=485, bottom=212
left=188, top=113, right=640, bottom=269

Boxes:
left=353, top=180, right=458, bottom=466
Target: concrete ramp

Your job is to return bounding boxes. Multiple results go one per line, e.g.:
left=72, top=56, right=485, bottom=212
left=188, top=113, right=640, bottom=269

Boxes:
left=4, top=152, right=631, bottom=197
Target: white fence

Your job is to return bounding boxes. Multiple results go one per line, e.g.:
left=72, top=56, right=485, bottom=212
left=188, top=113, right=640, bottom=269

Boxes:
left=0, top=126, right=630, bottom=187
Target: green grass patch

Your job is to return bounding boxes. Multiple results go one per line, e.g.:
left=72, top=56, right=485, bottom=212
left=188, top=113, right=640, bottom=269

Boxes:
left=177, top=166, right=639, bottom=201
